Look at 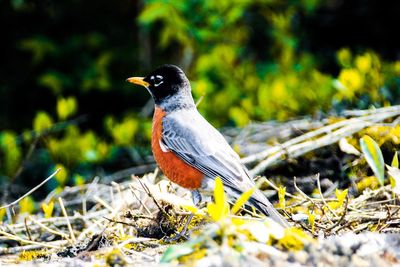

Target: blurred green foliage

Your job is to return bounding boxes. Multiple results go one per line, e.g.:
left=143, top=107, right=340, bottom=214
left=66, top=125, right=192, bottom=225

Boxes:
left=0, top=0, right=399, bottom=195
left=0, top=131, right=22, bottom=177
left=335, top=50, right=398, bottom=102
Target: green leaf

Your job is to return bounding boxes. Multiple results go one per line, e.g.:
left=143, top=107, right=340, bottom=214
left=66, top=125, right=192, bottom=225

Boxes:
left=19, top=36, right=56, bottom=64
left=33, top=111, right=53, bottom=132
left=106, top=116, right=139, bottom=146
left=392, top=152, right=399, bottom=168
left=38, top=72, right=64, bottom=94
left=360, top=135, right=385, bottom=186
left=160, top=243, right=194, bottom=263
left=138, top=3, right=169, bottom=24
left=0, top=131, right=22, bottom=176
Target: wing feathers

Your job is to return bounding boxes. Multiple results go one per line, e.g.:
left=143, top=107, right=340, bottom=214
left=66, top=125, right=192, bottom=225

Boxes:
left=162, top=109, right=250, bottom=190
left=161, top=109, right=290, bottom=227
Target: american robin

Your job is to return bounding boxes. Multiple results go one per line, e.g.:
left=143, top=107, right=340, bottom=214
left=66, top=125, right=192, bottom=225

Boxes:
left=127, top=64, right=289, bottom=227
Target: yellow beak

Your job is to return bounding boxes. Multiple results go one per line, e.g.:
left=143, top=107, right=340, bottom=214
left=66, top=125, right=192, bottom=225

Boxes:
left=126, top=77, right=150, bottom=88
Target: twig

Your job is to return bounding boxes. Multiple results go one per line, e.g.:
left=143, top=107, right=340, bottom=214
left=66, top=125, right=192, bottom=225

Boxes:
left=104, top=217, right=137, bottom=227
left=111, top=181, right=128, bottom=208
left=1, top=210, right=109, bottom=234
left=58, top=197, right=76, bottom=243
left=196, top=95, right=205, bottom=107
left=129, top=184, right=152, bottom=215
left=325, top=195, right=349, bottom=232
left=246, top=105, right=400, bottom=175
left=0, top=240, right=68, bottom=255
left=137, top=179, right=171, bottom=219
left=83, top=226, right=109, bottom=252
left=0, top=168, right=60, bottom=210
left=102, top=164, right=157, bottom=182
left=293, top=177, right=316, bottom=205
left=93, top=195, right=114, bottom=212
left=24, top=217, right=33, bottom=241
left=316, top=174, right=338, bottom=218
left=117, top=237, right=156, bottom=248
left=0, top=229, right=61, bottom=249
left=120, top=247, right=154, bottom=261
left=259, top=176, right=302, bottom=200
left=342, top=105, right=400, bottom=116
left=249, top=120, right=372, bottom=175
left=285, top=212, right=315, bottom=235
left=28, top=216, right=70, bottom=239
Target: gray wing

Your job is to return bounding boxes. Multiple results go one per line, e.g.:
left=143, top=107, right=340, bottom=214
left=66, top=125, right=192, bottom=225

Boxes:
left=162, top=109, right=290, bottom=227
left=161, top=109, right=253, bottom=193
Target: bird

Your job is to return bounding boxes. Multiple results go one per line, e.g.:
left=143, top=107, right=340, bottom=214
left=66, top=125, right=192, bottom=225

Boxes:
left=127, top=64, right=289, bottom=228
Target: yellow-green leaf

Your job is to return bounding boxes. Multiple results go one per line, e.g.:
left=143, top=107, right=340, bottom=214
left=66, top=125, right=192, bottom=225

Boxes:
left=278, top=228, right=313, bottom=251
left=57, top=97, right=77, bottom=120
left=308, top=212, right=316, bottom=233
left=0, top=208, right=6, bottom=221
left=392, top=152, right=399, bottom=168
left=0, top=131, right=22, bottom=176
left=213, top=177, right=227, bottom=211
left=389, top=176, right=396, bottom=190
left=387, top=165, right=400, bottom=194
left=207, top=177, right=229, bottom=221
left=19, top=196, right=35, bottom=214
left=389, top=152, right=399, bottom=192
left=278, top=186, right=286, bottom=210
left=181, top=204, right=201, bottom=215
left=74, top=174, right=85, bottom=186
left=41, top=201, right=54, bottom=219
left=231, top=187, right=254, bottom=214
left=339, top=138, right=360, bottom=155
left=106, top=117, right=139, bottom=146
left=360, top=135, right=385, bottom=186
left=33, top=111, right=53, bottom=132
left=335, top=188, right=348, bottom=207
left=54, top=165, right=68, bottom=186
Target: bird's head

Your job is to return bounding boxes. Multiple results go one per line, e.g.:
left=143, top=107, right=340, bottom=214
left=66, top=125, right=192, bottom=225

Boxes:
left=127, top=64, right=192, bottom=107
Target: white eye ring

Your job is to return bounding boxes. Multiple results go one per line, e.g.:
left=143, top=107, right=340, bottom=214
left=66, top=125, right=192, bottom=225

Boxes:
left=154, top=75, right=163, bottom=87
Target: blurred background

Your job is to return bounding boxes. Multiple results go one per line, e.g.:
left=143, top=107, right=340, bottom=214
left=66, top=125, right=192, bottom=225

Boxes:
left=0, top=0, right=400, bottom=203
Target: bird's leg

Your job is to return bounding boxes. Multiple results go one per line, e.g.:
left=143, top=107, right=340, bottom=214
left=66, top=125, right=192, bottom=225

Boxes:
left=163, top=190, right=201, bottom=242
left=191, top=189, right=202, bottom=206
left=175, top=190, right=201, bottom=237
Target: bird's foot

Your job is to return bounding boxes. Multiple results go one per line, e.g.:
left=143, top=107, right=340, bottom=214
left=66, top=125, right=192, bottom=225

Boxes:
left=191, top=190, right=202, bottom=206
left=163, top=190, right=202, bottom=242
left=163, top=213, right=194, bottom=243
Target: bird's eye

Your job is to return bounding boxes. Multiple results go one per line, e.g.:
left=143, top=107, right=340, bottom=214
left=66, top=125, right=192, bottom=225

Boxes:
left=153, top=75, right=164, bottom=87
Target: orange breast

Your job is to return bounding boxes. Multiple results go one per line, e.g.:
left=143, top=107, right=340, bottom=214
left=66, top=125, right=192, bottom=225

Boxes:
left=152, top=107, right=204, bottom=189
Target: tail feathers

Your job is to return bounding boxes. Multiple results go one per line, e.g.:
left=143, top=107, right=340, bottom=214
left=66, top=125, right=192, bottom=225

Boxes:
left=223, top=182, right=290, bottom=228
left=249, top=190, right=290, bottom=228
